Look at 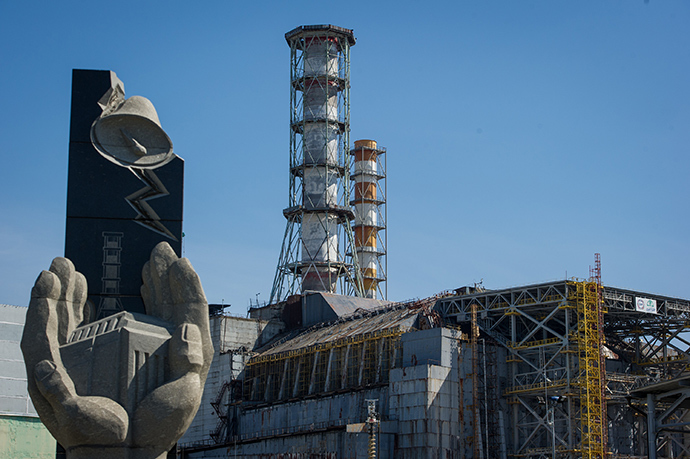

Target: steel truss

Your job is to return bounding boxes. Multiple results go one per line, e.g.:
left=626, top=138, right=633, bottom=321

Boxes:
left=270, top=26, right=363, bottom=304
left=436, top=280, right=690, bottom=458
left=243, top=328, right=403, bottom=403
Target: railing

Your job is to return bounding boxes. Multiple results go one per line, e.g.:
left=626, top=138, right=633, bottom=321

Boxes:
left=504, top=378, right=569, bottom=395
left=509, top=337, right=562, bottom=349
left=513, top=367, right=568, bottom=387
left=634, top=354, right=687, bottom=366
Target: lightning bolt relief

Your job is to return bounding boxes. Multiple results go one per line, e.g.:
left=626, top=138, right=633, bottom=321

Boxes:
left=126, top=168, right=177, bottom=241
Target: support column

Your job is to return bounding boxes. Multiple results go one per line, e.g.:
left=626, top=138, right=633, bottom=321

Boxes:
left=647, top=393, right=656, bottom=459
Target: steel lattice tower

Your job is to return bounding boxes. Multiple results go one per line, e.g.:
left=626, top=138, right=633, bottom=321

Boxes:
left=270, top=25, right=363, bottom=304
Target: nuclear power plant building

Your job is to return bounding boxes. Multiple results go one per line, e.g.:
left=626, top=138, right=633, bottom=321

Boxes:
left=179, top=282, right=690, bottom=458
left=177, top=25, right=690, bottom=459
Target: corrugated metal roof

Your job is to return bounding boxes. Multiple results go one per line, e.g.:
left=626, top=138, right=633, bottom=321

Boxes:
left=256, top=304, right=420, bottom=357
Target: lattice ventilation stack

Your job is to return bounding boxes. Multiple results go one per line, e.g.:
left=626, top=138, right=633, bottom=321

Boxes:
left=270, top=25, right=363, bottom=303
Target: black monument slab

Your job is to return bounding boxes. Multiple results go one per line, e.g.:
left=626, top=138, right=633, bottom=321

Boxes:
left=65, top=69, right=184, bottom=317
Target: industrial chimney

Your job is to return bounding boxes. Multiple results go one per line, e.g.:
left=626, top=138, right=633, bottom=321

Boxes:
left=351, top=139, right=387, bottom=299
left=270, top=25, right=363, bottom=303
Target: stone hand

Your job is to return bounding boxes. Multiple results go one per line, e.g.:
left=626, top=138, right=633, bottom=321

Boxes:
left=21, top=242, right=213, bottom=459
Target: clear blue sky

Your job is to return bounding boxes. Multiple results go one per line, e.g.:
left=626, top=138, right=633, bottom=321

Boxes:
left=1, top=1, right=688, bottom=316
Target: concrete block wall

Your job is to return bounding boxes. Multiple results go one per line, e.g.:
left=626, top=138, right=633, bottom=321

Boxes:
left=185, top=387, right=387, bottom=458
left=388, top=327, right=463, bottom=458
left=182, top=324, right=470, bottom=458
left=217, top=315, right=283, bottom=352
left=454, top=338, right=511, bottom=457
left=239, top=388, right=388, bottom=436
left=457, top=343, right=476, bottom=455
left=389, top=364, right=460, bottom=458
left=182, top=315, right=274, bottom=445
left=188, top=431, right=367, bottom=459
left=400, top=327, right=461, bottom=368
left=0, top=305, right=56, bottom=458
left=0, top=305, right=35, bottom=417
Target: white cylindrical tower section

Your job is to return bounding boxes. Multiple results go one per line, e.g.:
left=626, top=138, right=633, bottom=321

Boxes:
left=301, top=34, right=340, bottom=292
left=303, top=37, right=339, bottom=78
left=271, top=25, right=359, bottom=303
left=302, top=168, right=338, bottom=209
left=303, top=85, right=338, bottom=123
left=301, top=213, right=339, bottom=291
left=351, top=139, right=383, bottom=298
left=303, top=123, right=338, bottom=166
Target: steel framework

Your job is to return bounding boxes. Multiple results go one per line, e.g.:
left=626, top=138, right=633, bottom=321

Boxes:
left=630, top=376, right=690, bottom=459
left=350, top=141, right=387, bottom=300
left=573, top=280, right=605, bottom=459
left=436, top=280, right=690, bottom=458
left=243, top=328, right=403, bottom=403
left=270, top=25, right=363, bottom=304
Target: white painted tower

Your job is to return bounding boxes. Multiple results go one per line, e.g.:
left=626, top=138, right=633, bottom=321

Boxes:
left=270, top=25, right=363, bottom=303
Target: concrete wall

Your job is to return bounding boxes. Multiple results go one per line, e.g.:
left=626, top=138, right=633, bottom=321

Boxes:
left=390, top=327, right=465, bottom=458
left=181, top=315, right=282, bottom=445
left=239, top=389, right=387, bottom=435
left=0, top=305, right=34, bottom=417
left=389, top=364, right=461, bottom=458
left=0, top=415, right=55, bottom=459
left=456, top=339, right=479, bottom=455
left=0, top=305, right=56, bottom=458
left=400, top=327, right=460, bottom=368
left=181, top=326, right=468, bottom=458
left=183, top=388, right=384, bottom=458
left=236, top=388, right=386, bottom=458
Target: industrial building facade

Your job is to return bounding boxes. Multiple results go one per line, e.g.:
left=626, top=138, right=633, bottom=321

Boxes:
left=4, top=16, right=685, bottom=459
left=177, top=281, right=690, bottom=458
left=178, top=24, right=690, bottom=459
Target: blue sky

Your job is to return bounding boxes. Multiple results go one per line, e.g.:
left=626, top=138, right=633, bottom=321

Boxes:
left=1, top=1, right=688, bottom=315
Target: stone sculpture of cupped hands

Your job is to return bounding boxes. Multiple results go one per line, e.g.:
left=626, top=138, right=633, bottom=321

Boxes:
left=21, top=242, right=213, bottom=459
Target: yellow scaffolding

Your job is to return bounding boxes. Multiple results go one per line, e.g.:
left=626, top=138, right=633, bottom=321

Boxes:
left=570, top=280, right=605, bottom=459
left=471, top=302, right=481, bottom=459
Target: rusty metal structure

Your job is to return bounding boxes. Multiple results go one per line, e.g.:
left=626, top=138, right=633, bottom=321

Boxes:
left=242, top=308, right=408, bottom=402
left=177, top=23, right=690, bottom=459
left=437, top=279, right=690, bottom=458
left=179, top=276, right=690, bottom=458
